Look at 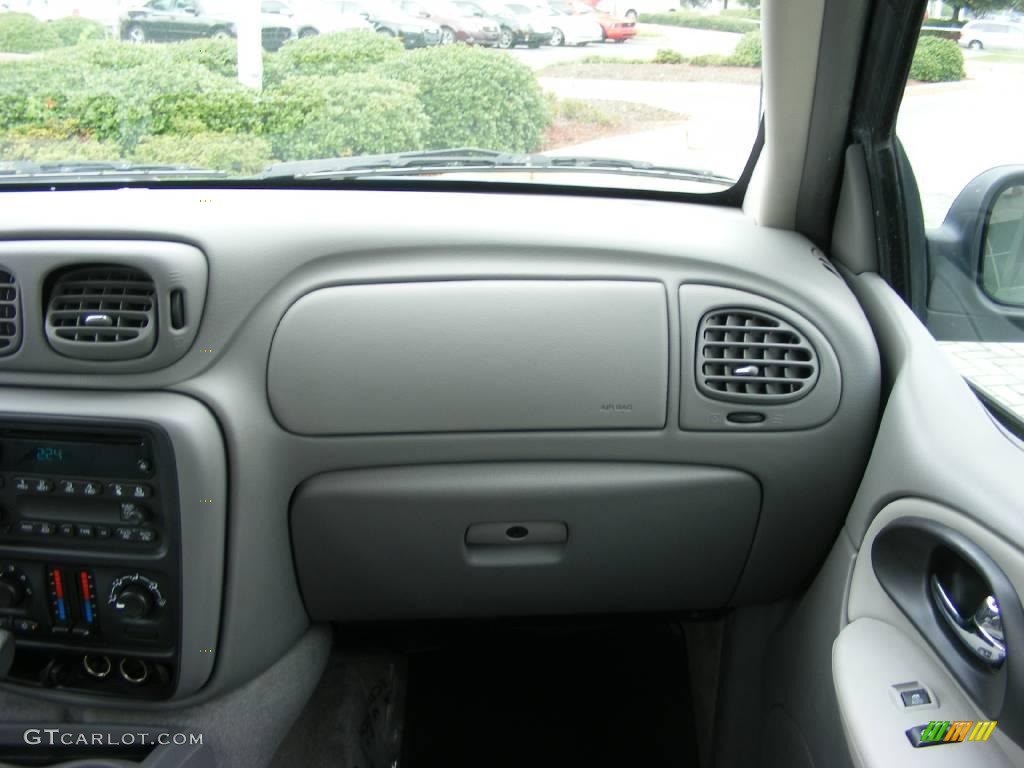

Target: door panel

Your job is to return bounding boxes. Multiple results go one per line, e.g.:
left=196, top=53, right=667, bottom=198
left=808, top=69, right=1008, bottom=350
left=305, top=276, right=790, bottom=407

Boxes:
left=831, top=272, right=1024, bottom=766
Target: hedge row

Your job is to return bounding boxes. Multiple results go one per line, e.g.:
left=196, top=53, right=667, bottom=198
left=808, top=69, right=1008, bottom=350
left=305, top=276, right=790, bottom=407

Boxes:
left=650, top=30, right=761, bottom=67
left=0, top=12, right=106, bottom=53
left=0, top=32, right=550, bottom=171
left=640, top=12, right=759, bottom=34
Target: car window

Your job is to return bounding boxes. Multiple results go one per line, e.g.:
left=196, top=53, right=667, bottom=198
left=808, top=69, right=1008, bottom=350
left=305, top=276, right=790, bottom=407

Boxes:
left=899, top=14, right=1024, bottom=426
left=0, top=0, right=762, bottom=196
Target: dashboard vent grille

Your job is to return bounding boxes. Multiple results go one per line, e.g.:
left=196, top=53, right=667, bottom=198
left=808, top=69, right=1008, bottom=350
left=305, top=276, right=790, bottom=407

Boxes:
left=0, top=269, right=20, bottom=357
left=697, top=309, right=818, bottom=403
left=45, top=266, right=157, bottom=361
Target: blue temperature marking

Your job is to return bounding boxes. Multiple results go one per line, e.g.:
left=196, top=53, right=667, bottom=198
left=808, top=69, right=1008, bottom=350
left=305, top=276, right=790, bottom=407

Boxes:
left=83, top=602, right=94, bottom=624
left=56, top=600, right=66, bottom=622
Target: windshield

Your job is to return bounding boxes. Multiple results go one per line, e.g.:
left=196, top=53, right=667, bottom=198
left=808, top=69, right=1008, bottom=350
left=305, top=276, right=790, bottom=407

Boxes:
left=0, top=1, right=763, bottom=192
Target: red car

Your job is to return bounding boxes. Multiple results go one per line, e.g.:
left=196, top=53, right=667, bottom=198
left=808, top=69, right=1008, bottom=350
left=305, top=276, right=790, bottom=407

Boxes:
left=550, top=0, right=634, bottom=42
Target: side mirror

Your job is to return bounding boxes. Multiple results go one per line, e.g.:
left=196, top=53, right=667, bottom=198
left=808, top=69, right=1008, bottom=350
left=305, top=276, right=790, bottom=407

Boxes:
left=981, top=184, right=1024, bottom=307
left=926, top=166, right=1024, bottom=340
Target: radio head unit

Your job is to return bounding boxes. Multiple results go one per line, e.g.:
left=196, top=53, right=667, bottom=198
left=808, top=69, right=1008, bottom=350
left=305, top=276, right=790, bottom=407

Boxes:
left=0, top=422, right=180, bottom=700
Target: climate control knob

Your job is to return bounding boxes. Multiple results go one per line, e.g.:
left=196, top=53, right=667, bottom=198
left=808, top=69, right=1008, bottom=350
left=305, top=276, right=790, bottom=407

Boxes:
left=0, top=567, right=28, bottom=610
left=111, top=586, right=152, bottom=619
left=108, top=574, right=165, bottom=620
left=0, top=575, right=24, bottom=609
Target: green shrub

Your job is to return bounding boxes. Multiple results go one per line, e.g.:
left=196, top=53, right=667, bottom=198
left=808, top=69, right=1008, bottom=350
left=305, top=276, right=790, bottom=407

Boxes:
left=688, top=53, right=731, bottom=66
left=0, top=12, right=62, bottom=52
left=653, top=48, right=685, bottom=64
left=909, top=36, right=965, bottom=82
left=264, top=31, right=404, bottom=84
left=640, top=12, right=758, bottom=34
left=132, top=133, right=272, bottom=174
left=721, top=8, right=760, bottom=19
left=0, top=135, right=121, bottom=163
left=49, top=16, right=108, bottom=47
left=165, top=38, right=238, bottom=77
left=376, top=45, right=549, bottom=152
left=260, top=74, right=429, bottom=160
left=730, top=30, right=761, bottom=67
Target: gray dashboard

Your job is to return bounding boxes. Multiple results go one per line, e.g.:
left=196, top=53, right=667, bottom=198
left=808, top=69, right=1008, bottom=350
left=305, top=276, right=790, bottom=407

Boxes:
left=0, top=187, right=880, bottom=706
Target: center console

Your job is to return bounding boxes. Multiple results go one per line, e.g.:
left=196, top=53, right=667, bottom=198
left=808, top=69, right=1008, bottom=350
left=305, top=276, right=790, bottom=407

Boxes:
left=0, top=391, right=225, bottom=705
left=0, top=420, right=181, bottom=699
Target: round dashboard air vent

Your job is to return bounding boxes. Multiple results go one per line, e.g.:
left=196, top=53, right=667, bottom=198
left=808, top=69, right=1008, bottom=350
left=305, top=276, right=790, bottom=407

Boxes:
left=697, top=308, right=819, bottom=403
left=0, top=268, right=21, bottom=357
left=45, top=266, right=156, bottom=361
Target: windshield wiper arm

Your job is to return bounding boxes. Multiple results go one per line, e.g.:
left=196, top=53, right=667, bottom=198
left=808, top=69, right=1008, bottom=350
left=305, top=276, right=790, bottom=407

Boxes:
left=0, top=161, right=228, bottom=182
left=259, top=148, right=735, bottom=186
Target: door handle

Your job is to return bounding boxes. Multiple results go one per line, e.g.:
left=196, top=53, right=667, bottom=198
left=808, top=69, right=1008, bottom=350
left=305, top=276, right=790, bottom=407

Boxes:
left=930, top=574, right=1007, bottom=667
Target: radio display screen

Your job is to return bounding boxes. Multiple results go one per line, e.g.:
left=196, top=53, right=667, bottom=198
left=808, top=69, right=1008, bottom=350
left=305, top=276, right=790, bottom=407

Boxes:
left=5, top=435, right=152, bottom=478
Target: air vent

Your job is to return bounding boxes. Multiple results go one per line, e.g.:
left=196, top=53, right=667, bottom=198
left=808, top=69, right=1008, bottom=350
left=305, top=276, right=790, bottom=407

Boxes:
left=697, top=309, right=819, bottom=403
left=45, top=266, right=157, bottom=361
left=0, top=268, right=21, bottom=357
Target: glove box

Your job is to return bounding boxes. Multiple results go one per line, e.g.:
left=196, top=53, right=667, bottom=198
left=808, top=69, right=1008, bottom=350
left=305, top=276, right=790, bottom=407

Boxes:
left=290, top=462, right=761, bottom=621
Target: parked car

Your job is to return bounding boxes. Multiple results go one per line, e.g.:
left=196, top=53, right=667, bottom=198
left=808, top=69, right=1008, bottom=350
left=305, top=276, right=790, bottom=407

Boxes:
left=958, top=18, right=1024, bottom=51
left=549, top=0, right=633, bottom=42
left=121, top=0, right=296, bottom=50
left=588, top=0, right=676, bottom=22
left=396, top=0, right=498, bottom=45
left=462, top=0, right=551, bottom=48
left=328, top=0, right=441, bottom=46
left=263, top=0, right=373, bottom=37
left=529, top=2, right=601, bottom=46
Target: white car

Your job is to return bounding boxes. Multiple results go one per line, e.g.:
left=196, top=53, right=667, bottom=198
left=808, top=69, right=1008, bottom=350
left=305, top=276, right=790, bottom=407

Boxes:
left=594, top=0, right=676, bottom=22
left=263, top=0, right=373, bottom=37
left=527, top=2, right=600, bottom=46
left=958, top=19, right=1024, bottom=51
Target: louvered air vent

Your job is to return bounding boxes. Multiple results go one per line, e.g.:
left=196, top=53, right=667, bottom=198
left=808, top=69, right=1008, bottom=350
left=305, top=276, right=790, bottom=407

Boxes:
left=45, top=266, right=157, bottom=361
left=0, top=268, right=21, bottom=357
left=697, top=309, right=819, bottom=403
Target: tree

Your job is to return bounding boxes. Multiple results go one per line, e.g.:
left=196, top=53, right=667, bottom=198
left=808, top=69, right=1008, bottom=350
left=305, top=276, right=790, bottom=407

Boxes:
left=950, top=0, right=1022, bottom=21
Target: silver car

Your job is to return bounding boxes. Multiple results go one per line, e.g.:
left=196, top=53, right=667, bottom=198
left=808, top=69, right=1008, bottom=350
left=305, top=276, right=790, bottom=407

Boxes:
left=959, top=18, right=1024, bottom=50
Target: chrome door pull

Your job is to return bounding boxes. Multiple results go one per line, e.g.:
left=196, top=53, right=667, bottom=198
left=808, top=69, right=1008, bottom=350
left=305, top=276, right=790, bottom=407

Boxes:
left=931, top=574, right=1007, bottom=667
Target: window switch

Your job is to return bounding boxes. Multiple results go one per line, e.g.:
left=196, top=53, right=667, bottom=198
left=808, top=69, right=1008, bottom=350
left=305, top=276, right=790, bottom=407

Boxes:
left=901, top=688, right=932, bottom=707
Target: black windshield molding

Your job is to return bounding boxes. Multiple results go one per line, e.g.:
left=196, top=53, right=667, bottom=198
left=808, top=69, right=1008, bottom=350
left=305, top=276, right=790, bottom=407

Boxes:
left=848, top=0, right=928, bottom=304
left=0, top=121, right=765, bottom=208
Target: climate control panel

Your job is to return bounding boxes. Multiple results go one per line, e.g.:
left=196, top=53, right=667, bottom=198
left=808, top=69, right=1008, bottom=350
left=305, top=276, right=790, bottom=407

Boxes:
left=0, top=421, right=181, bottom=700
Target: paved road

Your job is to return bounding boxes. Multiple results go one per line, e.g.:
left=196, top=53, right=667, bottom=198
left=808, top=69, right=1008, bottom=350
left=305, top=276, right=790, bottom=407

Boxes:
left=540, top=76, right=759, bottom=179
left=507, top=22, right=741, bottom=69
left=899, top=57, right=1024, bottom=226
left=535, top=29, right=1021, bottom=207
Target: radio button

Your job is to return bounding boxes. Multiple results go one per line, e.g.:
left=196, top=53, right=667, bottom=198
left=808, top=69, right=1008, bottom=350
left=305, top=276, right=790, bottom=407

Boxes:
left=129, top=484, right=151, bottom=499
left=80, top=481, right=103, bottom=497
left=32, top=478, right=54, bottom=494
left=114, top=527, right=135, bottom=542
left=119, top=503, right=147, bottom=525
left=13, top=477, right=29, bottom=493
left=36, top=522, right=56, bottom=536
left=58, top=523, right=75, bottom=537
left=76, top=524, right=94, bottom=538
left=136, top=528, right=158, bottom=544
left=58, top=480, right=76, bottom=495
left=16, top=521, right=34, bottom=535
left=95, top=525, right=111, bottom=539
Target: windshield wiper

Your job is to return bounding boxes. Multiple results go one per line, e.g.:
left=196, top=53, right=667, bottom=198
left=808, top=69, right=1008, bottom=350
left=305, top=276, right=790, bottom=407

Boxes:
left=258, top=148, right=735, bottom=186
left=0, top=161, right=228, bottom=183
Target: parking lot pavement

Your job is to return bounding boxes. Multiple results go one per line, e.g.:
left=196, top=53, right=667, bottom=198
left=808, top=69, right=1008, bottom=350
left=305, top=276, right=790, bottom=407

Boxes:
left=899, top=60, right=1024, bottom=227
left=540, top=76, right=760, bottom=179
left=506, top=23, right=741, bottom=69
